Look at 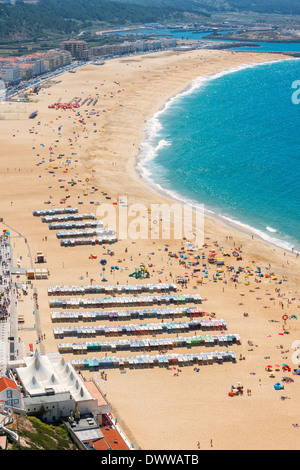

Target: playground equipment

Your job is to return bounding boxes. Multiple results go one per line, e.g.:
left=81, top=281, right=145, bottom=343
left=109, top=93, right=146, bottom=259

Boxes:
left=129, top=267, right=150, bottom=279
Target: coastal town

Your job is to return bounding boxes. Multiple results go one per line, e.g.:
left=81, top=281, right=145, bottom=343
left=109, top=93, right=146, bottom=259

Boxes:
left=2, top=14, right=300, bottom=95
left=0, top=1, right=300, bottom=453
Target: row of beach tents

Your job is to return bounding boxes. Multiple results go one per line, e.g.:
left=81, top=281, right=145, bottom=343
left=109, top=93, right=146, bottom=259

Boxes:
left=49, top=293, right=203, bottom=309
left=60, top=235, right=117, bottom=247
left=41, top=213, right=96, bottom=223
left=56, top=228, right=115, bottom=239
left=48, top=282, right=177, bottom=296
left=50, top=306, right=205, bottom=323
left=70, top=350, right=237, bottom=370
left=33, top=206, right=118, bottom=248
left=49, top=220, right=102, bottom=230
left=57, top=333, right=240, bottom=353
left=33, top=208, right=78, bottom=217
left=53, top=319, right=229, bottom=339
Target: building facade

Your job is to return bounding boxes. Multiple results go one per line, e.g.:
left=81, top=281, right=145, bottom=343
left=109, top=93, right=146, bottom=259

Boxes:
left=61, top=39, right=89, bottom=60
left=90, top=38, right=176, bottom=58
left=0, top=49, right=72, bottom=86
left=0, top=63, right=21, bottom=85
left=0, top=376, right=22, bottom=410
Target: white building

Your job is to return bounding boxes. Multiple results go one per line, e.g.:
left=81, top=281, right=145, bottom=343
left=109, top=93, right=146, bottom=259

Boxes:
left=0, top=376, right=22, bottom=411
left=14, top=350, right=105, bottom=421
left=0, top=64, right=21, bottom=85
left=23, top=392, right=75, bottom=423
left=0, top=80, right=5, bottom=103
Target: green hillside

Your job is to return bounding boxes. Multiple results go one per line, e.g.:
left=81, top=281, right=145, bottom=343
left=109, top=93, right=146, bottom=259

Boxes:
left=114, top=0, right=300, bottom=15
left=8, top=416, right=76, bottom=450
left=0, top=0, right=183, bottom=41
left=1, top=0, right=299, bottom=45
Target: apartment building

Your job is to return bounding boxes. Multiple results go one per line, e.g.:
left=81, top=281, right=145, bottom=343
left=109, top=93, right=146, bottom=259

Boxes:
left=0, top=48, right=72, bottom=85
left=61, top=39, right=89, bottom=60
left=90, top=38, right=176, bottom=58
left=0, top=61, right=21, bottom=85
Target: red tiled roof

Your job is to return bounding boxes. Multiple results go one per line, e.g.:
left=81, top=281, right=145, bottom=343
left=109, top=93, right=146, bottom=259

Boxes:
left=86, top=438, right=110, bottom=450
left=62, top=39, right=87, bottom=44
left=85, top=427, right=129, bottom=451
left=0, top=377, right=18, bottom=394
left=101, top=427, right=129, bottom=451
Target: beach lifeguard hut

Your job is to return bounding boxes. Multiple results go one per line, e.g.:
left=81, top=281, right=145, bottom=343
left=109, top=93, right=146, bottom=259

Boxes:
left=35, top=252, right=46, bottom=264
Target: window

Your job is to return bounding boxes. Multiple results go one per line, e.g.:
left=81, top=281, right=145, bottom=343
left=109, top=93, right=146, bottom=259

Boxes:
left=6, top=390, right=12, bottom=398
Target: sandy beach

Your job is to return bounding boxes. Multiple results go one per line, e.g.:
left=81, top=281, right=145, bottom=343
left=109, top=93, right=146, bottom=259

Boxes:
left=0, top=48, right=299, bottom=450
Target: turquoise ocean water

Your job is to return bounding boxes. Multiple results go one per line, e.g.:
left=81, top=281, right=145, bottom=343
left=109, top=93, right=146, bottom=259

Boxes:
left=137, top=59, right=300, bottom=253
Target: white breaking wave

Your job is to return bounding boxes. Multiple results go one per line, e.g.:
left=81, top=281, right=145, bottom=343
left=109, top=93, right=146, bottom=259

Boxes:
left=266, top=226, right=277, bottom=233
left=137, top=57, right=300, bottom=178
left=136, top=57, right=300, bottom=255
left=138, top=138, right=171, bottom=180
left=221, top=215, right=299, bottom=254
left=157, top=139, right=171, bottom=151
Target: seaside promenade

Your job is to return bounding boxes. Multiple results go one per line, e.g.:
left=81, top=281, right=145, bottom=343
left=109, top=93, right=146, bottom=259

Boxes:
left=0, top=224, right=39, bottom=377
left=0, top=236, right=15, bottom=376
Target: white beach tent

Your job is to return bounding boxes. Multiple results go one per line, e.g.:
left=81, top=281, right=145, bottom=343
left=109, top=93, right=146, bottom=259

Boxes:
left=16, top=351, right=100, bottom=414
left=17, top=350, right=66, bottom=396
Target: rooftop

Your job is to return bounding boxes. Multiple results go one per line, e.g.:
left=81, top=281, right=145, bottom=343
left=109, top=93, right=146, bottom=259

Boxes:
left=61, top=39, right=87, bottom=44
left=16, top=350, right=94, bottom=402
left=83, top=378, right=109, bottom=408
left=63, top=415, right=104, bottom=443
left=23, top=391, right=72, bottom=406
left=84, top=426, right=130, bottom=450
left=0, top=376, right=18, bottom=393
left=101, top=426, right=129, bottom=450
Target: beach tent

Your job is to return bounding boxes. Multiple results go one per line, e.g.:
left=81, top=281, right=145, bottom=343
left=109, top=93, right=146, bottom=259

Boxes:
left=274, top=383, right=284, bottom=390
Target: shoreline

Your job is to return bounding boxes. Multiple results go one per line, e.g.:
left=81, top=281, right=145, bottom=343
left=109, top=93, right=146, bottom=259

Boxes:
left=207, top=35, right=300, bottom=44
left=1, top=48, right=299, bottom=450
left=135, top=56, right=300, bottom=256
left=135, top=162, right=299, bottom=256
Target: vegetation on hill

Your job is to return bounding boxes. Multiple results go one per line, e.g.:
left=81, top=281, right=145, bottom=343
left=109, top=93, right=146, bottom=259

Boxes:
left=228, top=0, right=300, bottom=15
left=115, top=0, right=300, bottom=15
left=0, top=0, right=299, bottom=46
left=0, top=0, right=184, bottom=41
left=7, top=415, right=76, bottom=450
